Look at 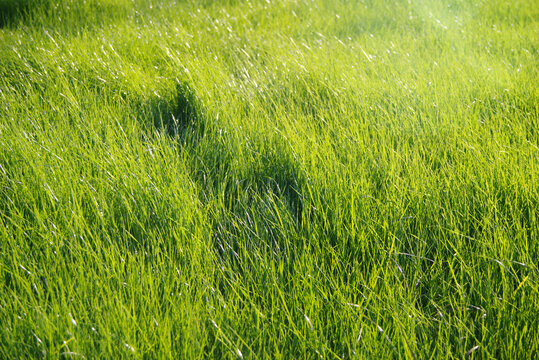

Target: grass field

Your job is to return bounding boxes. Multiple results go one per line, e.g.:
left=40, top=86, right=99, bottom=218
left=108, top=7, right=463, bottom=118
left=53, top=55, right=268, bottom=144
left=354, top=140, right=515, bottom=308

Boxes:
left=0, top=0, right=538, bottom=358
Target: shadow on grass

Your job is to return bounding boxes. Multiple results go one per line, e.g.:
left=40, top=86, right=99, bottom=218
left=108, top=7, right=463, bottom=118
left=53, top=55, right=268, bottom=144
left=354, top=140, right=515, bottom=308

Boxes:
left=143, top=82, right=204, bottom=144
left=0, top=0, right=133, bottom=30
left=0, top=0, right=31, bottom=27
left=145, top=81, right=305, bottom=219
left=144, top=80, right=306, bottom=271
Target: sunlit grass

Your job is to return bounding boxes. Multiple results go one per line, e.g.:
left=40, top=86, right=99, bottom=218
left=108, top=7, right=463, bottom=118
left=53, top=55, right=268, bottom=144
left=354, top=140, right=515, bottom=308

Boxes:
left=0, top=0, right=537, bottom=358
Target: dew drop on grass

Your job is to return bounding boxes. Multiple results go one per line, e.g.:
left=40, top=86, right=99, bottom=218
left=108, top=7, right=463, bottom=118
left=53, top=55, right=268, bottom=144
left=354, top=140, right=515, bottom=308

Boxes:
left=305, top=314, right=313, bottom=329
left=33, top=333, right=42, bottom=345
left=69, top=313, right=77, bottom=326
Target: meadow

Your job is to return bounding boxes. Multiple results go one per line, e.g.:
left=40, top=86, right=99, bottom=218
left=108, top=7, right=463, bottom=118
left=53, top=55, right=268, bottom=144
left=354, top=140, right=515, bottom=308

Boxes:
left=0, top=0, right=538, bottom=358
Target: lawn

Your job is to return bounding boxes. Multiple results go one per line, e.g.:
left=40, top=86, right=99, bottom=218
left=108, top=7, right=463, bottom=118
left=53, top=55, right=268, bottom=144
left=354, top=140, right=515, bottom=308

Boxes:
left=0, top=0, right=538, bottom=358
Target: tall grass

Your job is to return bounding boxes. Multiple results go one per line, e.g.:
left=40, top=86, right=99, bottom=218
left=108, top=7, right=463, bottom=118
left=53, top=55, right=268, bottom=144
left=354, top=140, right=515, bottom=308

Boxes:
left=0, top=0, right=537, bottom=358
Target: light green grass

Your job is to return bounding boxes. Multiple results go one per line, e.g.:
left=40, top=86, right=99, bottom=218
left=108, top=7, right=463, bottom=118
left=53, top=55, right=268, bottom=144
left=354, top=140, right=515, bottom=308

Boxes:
left=0, top=0, right=537, bottom=358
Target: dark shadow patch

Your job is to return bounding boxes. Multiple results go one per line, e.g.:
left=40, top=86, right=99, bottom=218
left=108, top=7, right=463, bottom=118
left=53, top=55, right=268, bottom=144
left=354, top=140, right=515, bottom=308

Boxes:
left=221, top=150, right=304, bottom=225
left=134, top=79, right=308, bottom=297
left=202, top=144, right=308, bottom=297
left=143, top=79, right=307, bottom=277
left=142, top=82, right=204, bottom=145
left=142, top=82, right=306, bottom=228
left=0, top=0, right=31, bottom=28
left=0, top=0, right=132, bottom=31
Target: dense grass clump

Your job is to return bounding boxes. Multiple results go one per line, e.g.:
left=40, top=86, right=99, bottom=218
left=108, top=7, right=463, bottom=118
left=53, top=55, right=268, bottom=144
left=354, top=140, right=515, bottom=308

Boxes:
left=0, top=0, right=537, bottom=358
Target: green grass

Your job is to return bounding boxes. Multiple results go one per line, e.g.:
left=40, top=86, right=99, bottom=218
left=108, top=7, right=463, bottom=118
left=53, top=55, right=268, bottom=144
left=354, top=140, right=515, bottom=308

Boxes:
left=0, top=0, right=537, bottom=358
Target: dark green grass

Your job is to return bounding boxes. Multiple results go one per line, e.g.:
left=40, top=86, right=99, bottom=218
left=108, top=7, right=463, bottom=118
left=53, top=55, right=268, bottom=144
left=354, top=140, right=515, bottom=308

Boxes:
left=0, top=0, right=538, bottom=358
